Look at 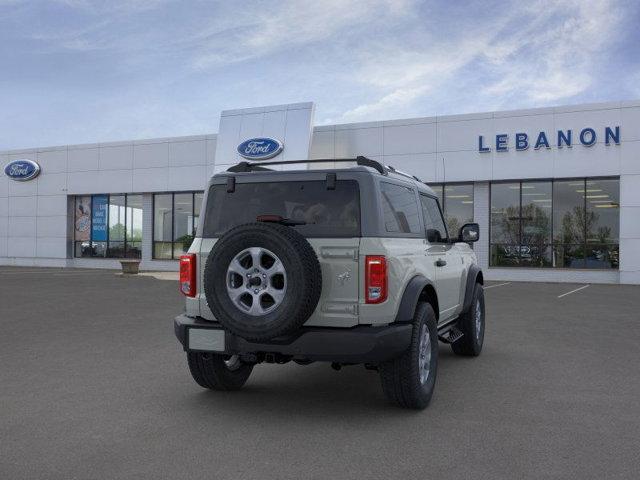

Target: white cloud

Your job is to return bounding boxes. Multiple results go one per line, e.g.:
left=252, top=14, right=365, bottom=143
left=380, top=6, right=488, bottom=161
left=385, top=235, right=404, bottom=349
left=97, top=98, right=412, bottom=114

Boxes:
left=336, top=0, right=625, bottom=122
left=190, top=0, right=415, bottom=69
left=0, top=0, right=634, bottom=149
left=481, top=0, right=621, bottom=105
left=340, top=85, right=429, bottom=121
left=338, top=36, right=493, bottom=121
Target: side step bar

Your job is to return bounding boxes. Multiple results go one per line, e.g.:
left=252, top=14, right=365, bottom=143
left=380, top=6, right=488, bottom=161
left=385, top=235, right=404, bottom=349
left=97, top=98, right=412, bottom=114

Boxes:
left=437, top=317, right=464, bottom=344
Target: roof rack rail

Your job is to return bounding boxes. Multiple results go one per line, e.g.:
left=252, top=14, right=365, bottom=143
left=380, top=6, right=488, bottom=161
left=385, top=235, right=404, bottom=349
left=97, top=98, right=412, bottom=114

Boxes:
left=386, top=165, right=422, bottom=182
left=226, top=156, right=386, bottom=175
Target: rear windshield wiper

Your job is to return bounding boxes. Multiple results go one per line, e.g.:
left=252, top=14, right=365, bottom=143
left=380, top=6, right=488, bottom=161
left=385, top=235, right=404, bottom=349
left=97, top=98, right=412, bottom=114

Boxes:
left=256, top=215, right=306, bottom=226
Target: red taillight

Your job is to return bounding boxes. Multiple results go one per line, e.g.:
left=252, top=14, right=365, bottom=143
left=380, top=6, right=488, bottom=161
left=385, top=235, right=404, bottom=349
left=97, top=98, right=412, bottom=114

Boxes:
left=179, top=254, right=197, bottom=297
left=365, top=255, right=387, bottom=304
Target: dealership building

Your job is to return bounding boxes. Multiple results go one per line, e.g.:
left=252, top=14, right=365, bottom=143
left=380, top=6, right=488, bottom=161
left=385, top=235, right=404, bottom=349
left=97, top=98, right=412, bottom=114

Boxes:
left=1, top=100, right=639, bottom=284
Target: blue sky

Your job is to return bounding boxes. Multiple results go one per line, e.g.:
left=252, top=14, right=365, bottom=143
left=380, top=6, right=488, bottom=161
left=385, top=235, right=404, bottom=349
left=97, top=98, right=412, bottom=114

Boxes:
left=1, top=0, right=639, bottom=150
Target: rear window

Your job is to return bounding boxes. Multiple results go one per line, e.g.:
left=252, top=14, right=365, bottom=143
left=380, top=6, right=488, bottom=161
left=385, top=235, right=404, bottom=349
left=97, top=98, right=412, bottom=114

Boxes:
left=203, top=180, right=360, bottom=238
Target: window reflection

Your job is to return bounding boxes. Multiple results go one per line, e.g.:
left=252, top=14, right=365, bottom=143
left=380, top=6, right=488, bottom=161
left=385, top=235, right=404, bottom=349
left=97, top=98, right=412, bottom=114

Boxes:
left=585, top=179, right=619, bottom=268
left=553, top=180, right=586, bottom=268
left=174, top=193, right=194, bottom=257
left=126, top=195, right=143, bottom=259
left=430, top=183, right=474, bottom=238
left=444, top=184, right=473, bottom=236
left=73, top=193, right=143, bottom=259
left=194, top=192, right=203, bottom=232
left=108, top=195, right=125, bottom=258
left=520, top=181, right=552, bottom=267
left=153, top=191, right=204, bottom=260
left=490, top=183, right=520, bottom=266
left=491, top=178, right=619, bottom=269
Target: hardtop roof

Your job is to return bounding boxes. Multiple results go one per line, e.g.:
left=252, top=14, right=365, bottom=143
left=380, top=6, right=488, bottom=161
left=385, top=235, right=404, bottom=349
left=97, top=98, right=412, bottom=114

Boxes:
left=213, top=157, right=438, bottom=196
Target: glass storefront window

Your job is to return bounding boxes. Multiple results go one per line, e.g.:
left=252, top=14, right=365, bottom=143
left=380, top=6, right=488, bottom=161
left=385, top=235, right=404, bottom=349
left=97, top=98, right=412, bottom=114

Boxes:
left=586, top=178, right=619, bottom=269
left=194, top=192, right=203, bottom=232
left=126, top=195, right=143, bottom=259
left=491, top=178, right=619, bottom=269
left=108, top=195, right=125, bottom=258
left=553, top=180, right=586, bottom=268
left=443, top=184, right=474, bottom=236
left=490, top=183, right=520, bottom=266
left=520, top=181, right=552, bottom=267
left=153, top=194, right=172, bottom=259
left=173, top=193, right=194, bottom=257
left=73, top=193, right=143, bottom=259
left=153, top=191, right=204, bottom=259
left=430, top=183, right=474, bottom=238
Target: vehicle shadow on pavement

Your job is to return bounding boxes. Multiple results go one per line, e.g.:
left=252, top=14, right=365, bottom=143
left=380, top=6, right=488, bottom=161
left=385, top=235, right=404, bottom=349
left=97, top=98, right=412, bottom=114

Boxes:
left=174, top=347, right=474, bottom=418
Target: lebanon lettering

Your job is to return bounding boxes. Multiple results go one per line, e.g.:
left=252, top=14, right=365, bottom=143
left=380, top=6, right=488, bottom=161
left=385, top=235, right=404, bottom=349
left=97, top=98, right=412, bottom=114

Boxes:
left=478, top=126, right=620, bottom=152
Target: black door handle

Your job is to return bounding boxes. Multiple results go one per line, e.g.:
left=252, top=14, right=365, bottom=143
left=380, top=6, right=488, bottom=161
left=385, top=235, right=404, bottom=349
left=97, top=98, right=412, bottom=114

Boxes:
left=436, top=259, right=447, bottom=267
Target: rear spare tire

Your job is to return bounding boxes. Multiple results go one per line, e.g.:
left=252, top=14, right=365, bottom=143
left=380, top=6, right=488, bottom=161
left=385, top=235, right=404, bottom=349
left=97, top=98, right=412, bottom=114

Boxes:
left=204, top=222, right=322, bottom=342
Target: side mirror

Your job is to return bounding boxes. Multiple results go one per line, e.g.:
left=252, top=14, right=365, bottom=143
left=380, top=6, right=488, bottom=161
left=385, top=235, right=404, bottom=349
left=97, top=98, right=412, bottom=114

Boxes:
left=458, top=223, right=479, bottom=243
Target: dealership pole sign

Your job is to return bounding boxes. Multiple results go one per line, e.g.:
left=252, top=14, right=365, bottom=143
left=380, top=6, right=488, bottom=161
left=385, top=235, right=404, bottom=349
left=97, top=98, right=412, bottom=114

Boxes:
left=237, top=137, right=283, bottom=160
left=478, top=126, right=620, bottom=152
left=3, top=159, right=41, bottom=181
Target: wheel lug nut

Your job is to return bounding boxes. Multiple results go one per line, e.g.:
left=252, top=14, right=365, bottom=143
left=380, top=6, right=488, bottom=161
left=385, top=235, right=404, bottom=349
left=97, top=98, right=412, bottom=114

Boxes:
left=254, top=289, right=259, bottom=294
left=262, top=274, right=266, bottom=278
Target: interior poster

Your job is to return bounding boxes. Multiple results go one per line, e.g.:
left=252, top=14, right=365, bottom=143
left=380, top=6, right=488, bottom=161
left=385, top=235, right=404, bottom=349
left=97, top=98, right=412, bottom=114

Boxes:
left=91, top=195, right=108, bottom=242
left=74, top=196, right=91, bottom=241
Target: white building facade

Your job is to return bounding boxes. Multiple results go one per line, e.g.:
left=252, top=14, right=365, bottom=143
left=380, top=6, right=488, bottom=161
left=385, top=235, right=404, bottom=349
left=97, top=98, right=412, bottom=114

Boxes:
left=1, top=100, right=639, bottom=284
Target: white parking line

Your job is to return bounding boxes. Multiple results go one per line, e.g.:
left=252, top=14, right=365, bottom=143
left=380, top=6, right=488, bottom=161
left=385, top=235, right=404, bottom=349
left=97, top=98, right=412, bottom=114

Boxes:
left=557, top=284, right=590, bottom=298
left=0, top=270, right=113, bottom=276
left=484, top=282, right=511, bottom=290
left=51, top=272, right=115, bottom=276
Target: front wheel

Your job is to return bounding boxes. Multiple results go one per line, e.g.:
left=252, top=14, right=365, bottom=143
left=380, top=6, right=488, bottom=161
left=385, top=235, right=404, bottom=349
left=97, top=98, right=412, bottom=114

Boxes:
left=451, top=283, right=485, bottom=356
left=187, top=352, right=253, bottom=391
left=379, top=302, right=438, bottom=409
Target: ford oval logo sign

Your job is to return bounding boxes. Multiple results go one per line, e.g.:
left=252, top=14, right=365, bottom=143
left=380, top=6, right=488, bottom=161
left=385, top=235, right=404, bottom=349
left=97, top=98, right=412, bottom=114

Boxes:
left=4, top=159, right=41, bottom=182
left=237, top=137, right=283, bottom=160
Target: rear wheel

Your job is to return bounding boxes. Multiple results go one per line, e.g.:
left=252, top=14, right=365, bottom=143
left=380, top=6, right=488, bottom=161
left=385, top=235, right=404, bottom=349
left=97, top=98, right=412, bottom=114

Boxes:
left=187, top=352, right=253, bottom=391
left=379, top=302, right=438, bottom=409
left=451, top=283, right=485, bottom=356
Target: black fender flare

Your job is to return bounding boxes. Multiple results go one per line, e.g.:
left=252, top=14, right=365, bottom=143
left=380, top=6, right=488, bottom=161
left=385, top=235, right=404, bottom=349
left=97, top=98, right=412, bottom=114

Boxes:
left=461, top=265, right=483, bottom=313
left=394, top=275, right=437, bottom=323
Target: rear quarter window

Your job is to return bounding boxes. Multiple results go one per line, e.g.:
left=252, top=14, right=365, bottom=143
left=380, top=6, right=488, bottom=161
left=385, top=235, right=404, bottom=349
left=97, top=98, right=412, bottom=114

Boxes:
left=380, top=182, right=421, bottom=234
left=203, top=180, right=360, bottom=238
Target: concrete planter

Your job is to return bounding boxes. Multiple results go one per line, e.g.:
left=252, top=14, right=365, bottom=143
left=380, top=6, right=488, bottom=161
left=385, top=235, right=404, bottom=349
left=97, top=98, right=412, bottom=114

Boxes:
left=119, top=259, right=141, bottom=274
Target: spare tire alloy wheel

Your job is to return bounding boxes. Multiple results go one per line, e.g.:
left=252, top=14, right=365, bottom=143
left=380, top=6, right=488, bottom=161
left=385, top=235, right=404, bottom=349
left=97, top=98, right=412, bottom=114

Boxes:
left=226, top=247, right=287, bottom=316
left=204, top=222, right=322, bottom=342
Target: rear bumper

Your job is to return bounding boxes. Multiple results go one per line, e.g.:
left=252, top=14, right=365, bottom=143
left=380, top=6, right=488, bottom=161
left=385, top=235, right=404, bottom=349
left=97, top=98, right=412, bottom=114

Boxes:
left=174, top=314, right=412, bottom=364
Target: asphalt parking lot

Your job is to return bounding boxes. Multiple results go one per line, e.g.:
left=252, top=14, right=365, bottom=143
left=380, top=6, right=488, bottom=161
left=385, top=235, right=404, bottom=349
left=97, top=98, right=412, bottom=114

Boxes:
left=1, top=268, right=640, bottom=480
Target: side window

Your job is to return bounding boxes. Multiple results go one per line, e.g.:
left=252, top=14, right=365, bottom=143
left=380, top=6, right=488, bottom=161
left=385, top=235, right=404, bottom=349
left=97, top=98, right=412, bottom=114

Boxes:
left=380, top=182, right=421, bottom=234
left=420, top=195, right=448, bottom=243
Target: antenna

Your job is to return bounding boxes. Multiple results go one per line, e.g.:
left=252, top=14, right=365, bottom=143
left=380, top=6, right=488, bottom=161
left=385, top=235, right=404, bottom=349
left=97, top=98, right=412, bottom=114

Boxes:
left=442, top=157, right=446, bottom=184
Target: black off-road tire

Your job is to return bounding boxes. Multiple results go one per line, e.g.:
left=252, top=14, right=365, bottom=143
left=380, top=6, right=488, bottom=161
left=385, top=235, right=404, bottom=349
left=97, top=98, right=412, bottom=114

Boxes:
left=451, top=283, right=485, bottom=356
left=379, top=302, right=438, bottom=409
left=187, top=352, right=253, bottom=391
left=204, top=222, right=322, bottom=342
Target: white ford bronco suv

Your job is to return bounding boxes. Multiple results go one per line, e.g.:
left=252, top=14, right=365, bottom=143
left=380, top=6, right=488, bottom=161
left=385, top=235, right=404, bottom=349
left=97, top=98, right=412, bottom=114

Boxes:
left=174, top=157, right=485, bottom=409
